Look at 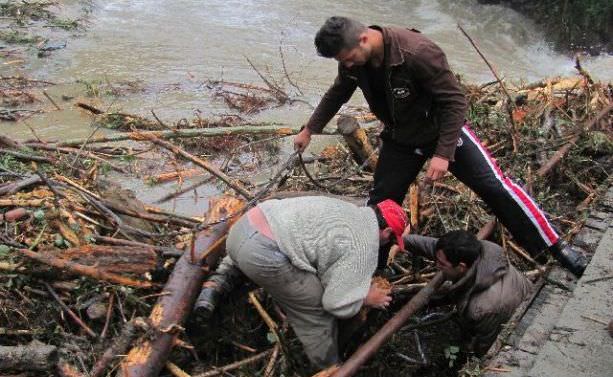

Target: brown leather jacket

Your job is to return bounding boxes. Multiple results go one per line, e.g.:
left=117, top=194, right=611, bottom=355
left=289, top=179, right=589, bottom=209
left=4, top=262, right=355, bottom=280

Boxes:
left=404, top=235, right=533, bottom=354
left=306, top=26, right=467, bottom=160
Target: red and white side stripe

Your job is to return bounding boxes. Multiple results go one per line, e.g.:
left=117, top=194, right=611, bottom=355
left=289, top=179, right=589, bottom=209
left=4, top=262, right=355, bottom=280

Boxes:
left=462, top=125, right=559, bottom=247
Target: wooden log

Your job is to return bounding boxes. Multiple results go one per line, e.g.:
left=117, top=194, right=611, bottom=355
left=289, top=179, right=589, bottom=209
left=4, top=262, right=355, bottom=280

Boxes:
left=45, top=124, right=303, bottom=147
left=119, top=196, right=245, bottom=377
left=49, top=245, right=158, bottom=276
left=17, top=248, right=154, bottom=288
left=336, top=115, right=378, bottom=171
left=331, top=272, right=445, bottom=377
left=0, top=341, right=58, bottom=372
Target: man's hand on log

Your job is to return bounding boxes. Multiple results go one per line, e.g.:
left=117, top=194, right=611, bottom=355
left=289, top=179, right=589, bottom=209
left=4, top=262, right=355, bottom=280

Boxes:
left=364, top=284, right=392, bottom=310
left=424, top=156, right=449, bottom=183
left=294, top=127, right=312, bottom=152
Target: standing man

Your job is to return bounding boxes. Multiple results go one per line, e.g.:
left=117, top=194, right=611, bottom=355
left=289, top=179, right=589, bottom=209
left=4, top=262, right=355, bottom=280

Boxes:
left=294, top=16, right=586, bottom=275
left=194, top=196, right=408, bottom=369
left=404, top=230, right=533, bottom=354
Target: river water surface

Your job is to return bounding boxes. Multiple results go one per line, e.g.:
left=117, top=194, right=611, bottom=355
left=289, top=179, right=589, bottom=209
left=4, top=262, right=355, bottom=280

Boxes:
left=3, top=0, right=612, bottom=140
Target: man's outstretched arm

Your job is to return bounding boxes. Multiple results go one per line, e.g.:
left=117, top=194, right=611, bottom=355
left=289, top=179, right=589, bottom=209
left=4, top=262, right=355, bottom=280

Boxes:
left=295, top=67, right=358, bottom=151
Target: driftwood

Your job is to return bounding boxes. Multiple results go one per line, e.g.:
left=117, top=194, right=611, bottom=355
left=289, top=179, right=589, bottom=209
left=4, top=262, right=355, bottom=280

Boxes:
left=18, top=248, right=154, bottom=288
left=48, top=125, right=295, bottom=147
left=536, top=104, right=612, bottom=177
left=119, top=196, right=244, bottom=377
left=332, top=272, right=445, bottom=377
left=336, top=115, right=378, bottom=171
left=0, top=341, right=58, bottom=372
left=48, top=245, right=158, bottom=276
left=140, top=133, right=253, bottom=200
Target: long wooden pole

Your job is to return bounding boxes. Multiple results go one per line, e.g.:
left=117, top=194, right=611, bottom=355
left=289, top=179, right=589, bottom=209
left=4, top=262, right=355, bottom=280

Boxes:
left=332, top=272, right=445, bottom=377
left=118, top=196, right=244, bottom=377
left=32, top=124, right=343, bottom=148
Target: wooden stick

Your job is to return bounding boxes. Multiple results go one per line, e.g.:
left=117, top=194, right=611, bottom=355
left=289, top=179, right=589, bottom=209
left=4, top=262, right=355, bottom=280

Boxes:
left=49, top=124, right=303, bottom=147
left=193, top=349, right=273, bottom=377
left=100, top=294, right=114, bottom=339
left=263, top=343, right=281, bottom=377
left=44, top=282, right=97, bottom=338
left=536, top=104, right=613, bottom=177
left=18, top=248, right=154, bottom=288
left=409, top=183, right=419, bottom=229
left=43, top=90, right=62, bottom=110
left=457, top=23, right=518, bottom=152
left=332, top=272, right=445, bottom=377
left=141, top=132, right=254, bottom=200
left=507, top=240, right=541, bottom=267
left=90, top=318, right=146, bottom=377
left=166, top=362, right=191, bottom=377
left=91, top=235, right=183, bottom=256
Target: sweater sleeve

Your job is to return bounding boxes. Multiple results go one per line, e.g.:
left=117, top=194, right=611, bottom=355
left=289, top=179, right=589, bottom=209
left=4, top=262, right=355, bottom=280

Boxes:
left=320, top=245, right=378, bottom=319
left=403, top=235, right=438, bottom=260
left=305, top=65, right=358, bottom=134
left=412, top=41, right=467, bottom=161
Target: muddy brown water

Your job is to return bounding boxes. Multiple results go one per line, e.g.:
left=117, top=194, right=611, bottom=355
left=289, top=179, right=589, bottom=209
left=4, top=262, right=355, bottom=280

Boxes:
left=2, top=0, right=612, bottom=216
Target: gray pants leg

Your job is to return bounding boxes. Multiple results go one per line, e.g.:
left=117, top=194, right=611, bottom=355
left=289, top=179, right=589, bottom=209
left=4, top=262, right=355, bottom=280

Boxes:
left=227, top=217, right=339, bottom=368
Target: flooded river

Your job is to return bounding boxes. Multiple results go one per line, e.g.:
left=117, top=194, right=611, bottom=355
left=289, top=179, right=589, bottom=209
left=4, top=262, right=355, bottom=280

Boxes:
left=3, top=0, right=612, bottom=140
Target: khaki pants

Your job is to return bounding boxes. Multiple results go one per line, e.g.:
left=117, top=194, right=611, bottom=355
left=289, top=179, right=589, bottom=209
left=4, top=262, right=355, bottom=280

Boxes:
left=221, top=216, right=340, bottom=368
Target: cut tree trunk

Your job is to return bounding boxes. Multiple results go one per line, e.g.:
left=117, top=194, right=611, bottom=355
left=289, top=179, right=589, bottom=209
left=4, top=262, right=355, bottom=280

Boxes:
left=336, top=115, right=378, bottom=171
left=118, top=196, right=244, bottom=377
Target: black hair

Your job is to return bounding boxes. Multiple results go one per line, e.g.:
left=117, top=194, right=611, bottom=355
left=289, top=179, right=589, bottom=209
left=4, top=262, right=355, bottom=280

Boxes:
left=435, top=230, right=481, bottom=267
left=314, top=16, right=367, bottom=57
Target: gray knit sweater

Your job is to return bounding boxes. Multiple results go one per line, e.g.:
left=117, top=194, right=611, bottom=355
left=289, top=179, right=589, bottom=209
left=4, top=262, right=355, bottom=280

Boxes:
left=259, top=196, right=379, bottom=319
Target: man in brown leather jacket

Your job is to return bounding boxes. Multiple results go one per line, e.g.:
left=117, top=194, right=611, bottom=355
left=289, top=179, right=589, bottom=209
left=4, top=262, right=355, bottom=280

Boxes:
left=294, top=16, right=586, bottom=276
left=404, top=230, right=532, bottom=354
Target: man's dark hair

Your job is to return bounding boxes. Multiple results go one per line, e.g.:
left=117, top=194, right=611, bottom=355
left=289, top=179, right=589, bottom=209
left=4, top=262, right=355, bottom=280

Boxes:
left=315, top=16, right=367, bottom=57
left=436, top=230, right=481, bottom=267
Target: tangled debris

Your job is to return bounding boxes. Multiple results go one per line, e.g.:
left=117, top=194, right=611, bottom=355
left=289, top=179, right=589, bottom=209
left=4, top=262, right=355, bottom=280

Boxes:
left=0, top=68, right=611, bottom=377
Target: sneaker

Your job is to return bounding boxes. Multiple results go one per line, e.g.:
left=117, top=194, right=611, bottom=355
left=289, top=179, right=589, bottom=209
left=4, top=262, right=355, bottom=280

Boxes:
left=552, top=242, right=587, bottom=277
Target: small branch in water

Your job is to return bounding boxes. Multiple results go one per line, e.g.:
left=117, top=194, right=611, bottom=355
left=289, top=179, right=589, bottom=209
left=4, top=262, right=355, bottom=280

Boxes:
left=457, top=23, right=518, bottom=152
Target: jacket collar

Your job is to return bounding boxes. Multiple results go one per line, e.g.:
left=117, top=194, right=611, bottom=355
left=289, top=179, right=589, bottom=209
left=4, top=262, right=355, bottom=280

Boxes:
left=370, top=25, right=405, bottom=67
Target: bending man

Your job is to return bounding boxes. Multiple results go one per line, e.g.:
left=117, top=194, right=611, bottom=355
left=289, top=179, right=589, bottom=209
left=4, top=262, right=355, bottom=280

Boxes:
left=195, top=196, right=408, bottom=368
left=294, top=16, right=585, bottom=275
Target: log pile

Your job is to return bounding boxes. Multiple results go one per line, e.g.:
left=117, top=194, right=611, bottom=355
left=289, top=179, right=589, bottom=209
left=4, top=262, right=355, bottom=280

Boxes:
left=0, top=68, right=610, bottom=377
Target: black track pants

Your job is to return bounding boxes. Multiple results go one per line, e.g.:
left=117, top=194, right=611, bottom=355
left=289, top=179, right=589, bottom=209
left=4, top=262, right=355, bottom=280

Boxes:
left=368, top=124, right=559, bottom=255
